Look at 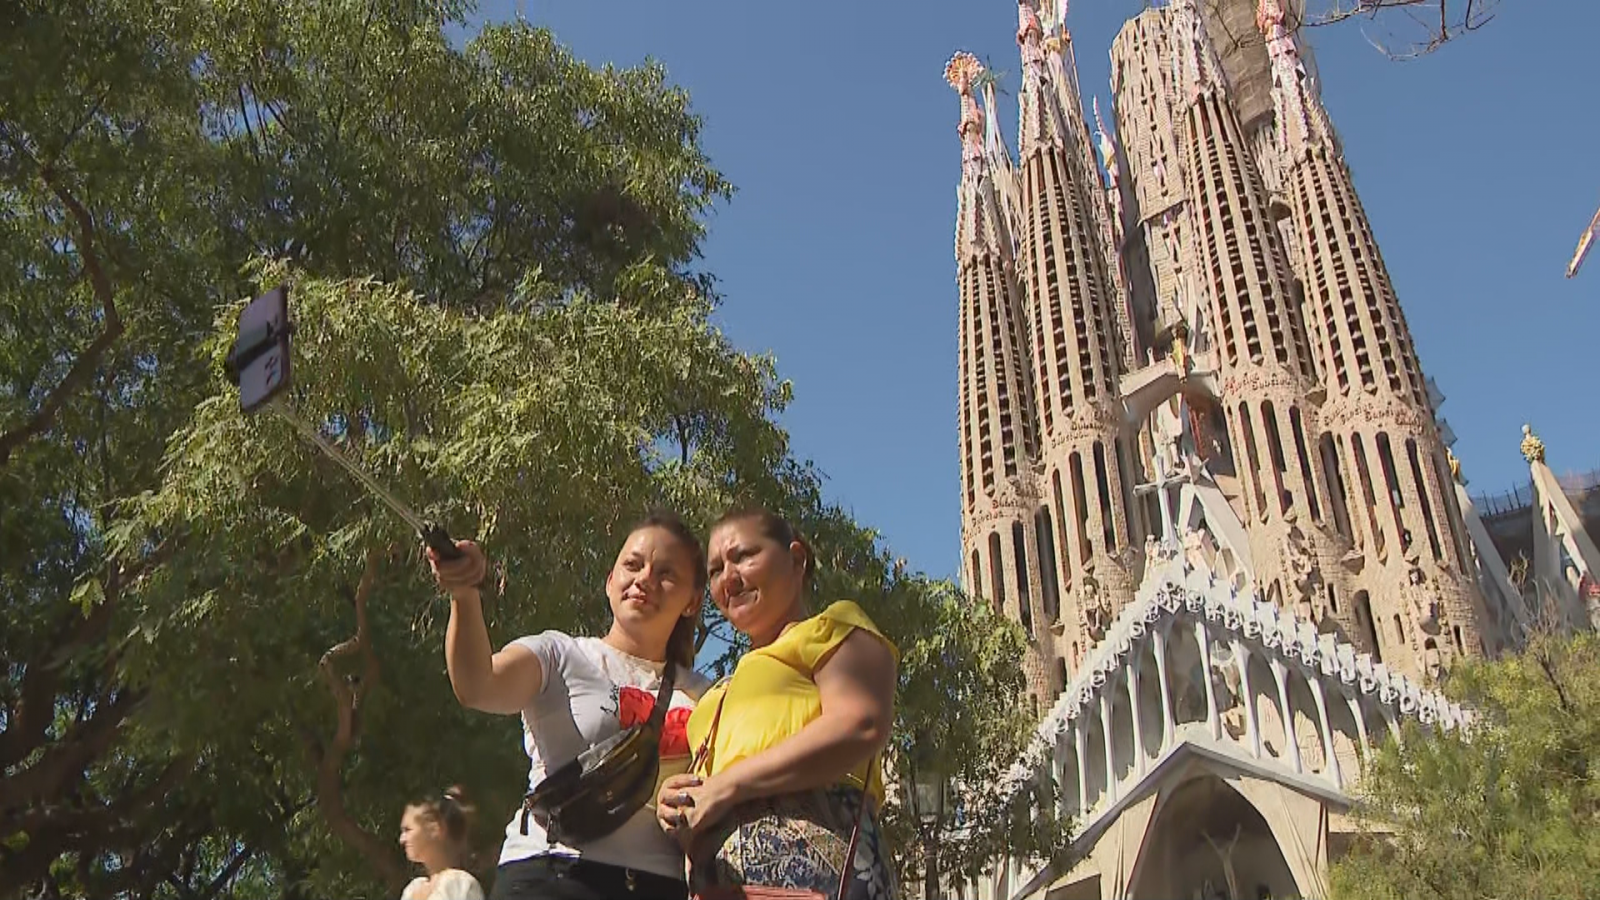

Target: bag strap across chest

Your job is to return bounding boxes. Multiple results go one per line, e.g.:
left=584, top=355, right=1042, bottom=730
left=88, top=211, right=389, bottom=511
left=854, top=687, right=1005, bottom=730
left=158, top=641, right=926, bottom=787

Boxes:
left=689, top=677, right=873, bottom=900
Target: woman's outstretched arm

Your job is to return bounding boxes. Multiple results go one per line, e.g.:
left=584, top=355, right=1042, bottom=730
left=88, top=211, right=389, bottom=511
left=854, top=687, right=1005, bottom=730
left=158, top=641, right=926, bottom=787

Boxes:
left=431, top=541, right=543, bottom=715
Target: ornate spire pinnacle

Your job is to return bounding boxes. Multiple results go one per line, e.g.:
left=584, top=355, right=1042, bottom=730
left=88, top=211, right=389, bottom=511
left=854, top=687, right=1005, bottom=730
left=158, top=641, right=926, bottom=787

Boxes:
left=945, top=52, right=987, bottom=177
left=1170, top=0, right=1225, bottom=99
left=977, top=72, right=1025, bottom=248
left=1092, top=96, right=1125, bottom=230
left=1016, top=0, right=1070, bottom=151
left=1258, top=0, right=1333, bottom=154
left=1520, top=424, right=1546, bottom=464
left=1091, top=97, right=1116, bottom=185
left=1017, top=0, right=1046, bottom=74
left=948, top=52, right=1013, bottom=260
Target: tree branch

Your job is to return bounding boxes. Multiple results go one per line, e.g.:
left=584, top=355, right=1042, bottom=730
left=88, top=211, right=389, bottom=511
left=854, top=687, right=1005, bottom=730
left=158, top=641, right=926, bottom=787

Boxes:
left=303, top=548, right=406, bottom=891
left=0, top=686, right=143, bottom=814
left=200, top=841, right=257, bottom=900
left=0, top=164, right=124, bottom=466
left=1305, top=0, right=1498, bottom=59
left=0, top=739, right=185, bottom=898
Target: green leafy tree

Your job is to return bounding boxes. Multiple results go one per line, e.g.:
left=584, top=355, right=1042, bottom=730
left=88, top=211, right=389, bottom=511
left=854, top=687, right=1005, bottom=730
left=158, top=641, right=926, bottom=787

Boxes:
left=2, top=3, right=1054, bottom=899
left=3, top=0, right=725, bottom=895
left=1330, top=629, right=1600, bottom=900
left=873, top=576, right=1074, bottom=894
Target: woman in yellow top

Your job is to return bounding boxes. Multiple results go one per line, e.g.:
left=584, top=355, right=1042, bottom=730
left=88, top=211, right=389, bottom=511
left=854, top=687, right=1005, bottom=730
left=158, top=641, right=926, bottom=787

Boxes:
left=655, top=508, right=899, bottom=900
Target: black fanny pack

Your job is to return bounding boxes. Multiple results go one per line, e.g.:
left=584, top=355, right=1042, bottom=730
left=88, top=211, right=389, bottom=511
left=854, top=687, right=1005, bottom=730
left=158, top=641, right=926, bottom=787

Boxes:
left=520, top=664, right=675, bottom=846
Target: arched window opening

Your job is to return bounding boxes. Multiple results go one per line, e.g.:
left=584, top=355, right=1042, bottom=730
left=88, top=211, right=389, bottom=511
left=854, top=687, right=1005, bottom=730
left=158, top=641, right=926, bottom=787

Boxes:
left=1405, top=438, right=1443, bottom=562
left=1354, top=591, right=1381, bottom=662
left=988, top=531, right=1006, bottom=616
left=1013, top=522, right=1033, bottom=636
left=1239, top=402, right=1267, bottom=517
left=1433, top=450, right=1474, bottom=576
left=1453, top=625, right=1464, bottom=654
left=969, top=549, right=981, bottom=597
left=1094, top=442, right=1118, bottom=551
left=1326, top=583, right=1339, bottom=615
left=1070, top=452, right=1093, bottom=559
left=1036, top=508, right=1061, bottom=621
left=1115, top=437, right=1141, bottom=543
left=1393, top=613, right=1405, bottom=648
left=1375, top=433, right=1408, bottom=552
left=1320, top=434, right=1355, bottom=542
left=1352, top=435, right=1385, bottom=555
left=1054, top=656, right=1068, bottom=690
left=1261, top=402, right=1290, bottom=514
left=1052, top=469, right=1073, bottom=571
left=1289, top=406, right=1322, bottom=522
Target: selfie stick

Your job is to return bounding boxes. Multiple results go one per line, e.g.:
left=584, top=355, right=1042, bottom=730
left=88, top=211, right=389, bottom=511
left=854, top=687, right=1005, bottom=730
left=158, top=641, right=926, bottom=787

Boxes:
left=224, top=286, right=463, bottom=561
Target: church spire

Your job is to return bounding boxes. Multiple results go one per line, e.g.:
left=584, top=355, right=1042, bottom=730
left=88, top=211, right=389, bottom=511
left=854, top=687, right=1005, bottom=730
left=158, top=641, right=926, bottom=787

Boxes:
left=1016, top=0, right=1070, bottom=153
left=1258, top=0, right=1335, bottom=156
left=1170, top=0, right=1226, bottom=99
left=947, top=53, right=1011, bottom=260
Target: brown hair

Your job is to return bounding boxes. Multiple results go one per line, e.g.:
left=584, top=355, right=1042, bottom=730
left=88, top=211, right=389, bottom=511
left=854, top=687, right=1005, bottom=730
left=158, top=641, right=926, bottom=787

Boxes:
left=411, top=785, right=476, bottom=861
left=630, top=509, right=706, bottom=672
left=711, top=507, right=815, bottom=592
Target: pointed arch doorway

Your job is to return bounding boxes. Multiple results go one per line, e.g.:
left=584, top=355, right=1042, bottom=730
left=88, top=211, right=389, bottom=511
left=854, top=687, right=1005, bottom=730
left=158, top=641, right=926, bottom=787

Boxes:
left=1127, top=774, right=1299, bottom=900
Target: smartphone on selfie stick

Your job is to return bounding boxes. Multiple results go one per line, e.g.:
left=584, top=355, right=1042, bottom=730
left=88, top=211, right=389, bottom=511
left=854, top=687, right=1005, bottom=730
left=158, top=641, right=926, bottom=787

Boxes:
left=223, top=286, right=463, bottom=562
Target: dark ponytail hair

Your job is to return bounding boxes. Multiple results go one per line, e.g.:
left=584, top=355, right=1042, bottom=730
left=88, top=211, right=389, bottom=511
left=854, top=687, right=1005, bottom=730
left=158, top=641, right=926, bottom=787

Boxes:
left=711, top=507, right=815, bottom=593
left=630, top=509, right=706, bottom=672
left=414, top=785, right=476, bottom=866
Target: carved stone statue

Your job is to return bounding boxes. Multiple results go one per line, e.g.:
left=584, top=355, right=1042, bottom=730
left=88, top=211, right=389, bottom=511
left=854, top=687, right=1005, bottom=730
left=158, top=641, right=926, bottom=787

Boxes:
left=1401, top=561, right=1440, bottom=635
left=1423, top=640, right=1444, bottom=681
left=1183, top=528, right=1209, bottom=572
left=1079, top=570, right=1112, bottom=640
left=1281, top=523, right=1318, bottom=615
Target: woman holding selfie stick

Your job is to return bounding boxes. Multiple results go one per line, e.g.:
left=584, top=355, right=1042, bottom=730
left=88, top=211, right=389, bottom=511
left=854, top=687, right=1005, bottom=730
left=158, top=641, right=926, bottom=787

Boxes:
left=428, top=511, right=711, bottom=900
left=656, top=508, right=900, bottom=900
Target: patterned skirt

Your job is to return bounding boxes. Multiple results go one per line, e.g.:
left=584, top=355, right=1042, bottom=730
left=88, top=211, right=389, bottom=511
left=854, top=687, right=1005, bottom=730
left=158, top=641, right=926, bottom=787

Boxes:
left=689, top=786, right=898, bottom=900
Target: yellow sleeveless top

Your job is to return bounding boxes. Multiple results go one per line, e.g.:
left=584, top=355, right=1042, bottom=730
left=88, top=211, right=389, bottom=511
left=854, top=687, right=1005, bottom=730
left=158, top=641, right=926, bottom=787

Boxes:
left=686, top=601, right=898, bottom=805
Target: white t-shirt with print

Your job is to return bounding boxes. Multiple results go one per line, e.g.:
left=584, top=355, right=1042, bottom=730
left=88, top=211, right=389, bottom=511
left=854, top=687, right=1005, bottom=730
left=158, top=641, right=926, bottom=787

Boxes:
left=498, top=631, right=709, bottom=880
left=400, top=869, right=483, bottom=900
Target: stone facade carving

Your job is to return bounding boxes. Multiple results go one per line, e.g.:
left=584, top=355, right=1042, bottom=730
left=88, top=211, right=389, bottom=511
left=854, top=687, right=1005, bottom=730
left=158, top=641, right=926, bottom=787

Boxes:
left=1079, top=568, right=1113, bottom=641
left=1520, top=423, right=1546, bottom=463
left=1401, top=559, right=1441, bottom=638
left=986, top=548, right=1473, bottom=809
left=1281, top=518, right=1318, bottom=610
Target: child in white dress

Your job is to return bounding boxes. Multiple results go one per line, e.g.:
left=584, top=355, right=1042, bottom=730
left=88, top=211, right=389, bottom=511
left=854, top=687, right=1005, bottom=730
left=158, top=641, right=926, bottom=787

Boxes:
left=398, top=786, right=485, bottom=900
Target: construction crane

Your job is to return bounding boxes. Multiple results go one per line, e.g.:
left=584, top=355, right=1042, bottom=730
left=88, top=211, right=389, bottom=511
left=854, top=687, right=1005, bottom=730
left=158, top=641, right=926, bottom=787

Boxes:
left=1567, top=202, right=1600, bottom=278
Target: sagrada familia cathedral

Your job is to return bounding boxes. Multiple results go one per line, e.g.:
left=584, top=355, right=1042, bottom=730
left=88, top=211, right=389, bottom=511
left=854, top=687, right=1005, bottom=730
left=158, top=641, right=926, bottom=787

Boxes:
left=944, top=0, right=1600, bottom=897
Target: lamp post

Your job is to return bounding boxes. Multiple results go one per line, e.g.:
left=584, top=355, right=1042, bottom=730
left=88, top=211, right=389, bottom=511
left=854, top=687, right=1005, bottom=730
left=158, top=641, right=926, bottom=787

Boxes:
left=907, top=765, right=946, bottom=900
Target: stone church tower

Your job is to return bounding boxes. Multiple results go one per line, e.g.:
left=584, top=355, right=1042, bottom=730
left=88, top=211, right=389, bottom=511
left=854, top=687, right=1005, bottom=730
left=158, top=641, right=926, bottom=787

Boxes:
left=944, top=3, right=1558, bottom=897
left=952, top=0, right=1501, bottom=704
left=1258, top=0, right=1495, bottom=672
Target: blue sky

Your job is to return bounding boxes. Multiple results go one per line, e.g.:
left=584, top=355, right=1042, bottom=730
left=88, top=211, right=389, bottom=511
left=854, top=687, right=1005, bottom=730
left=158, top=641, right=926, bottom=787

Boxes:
left=469, top=0, right=1599, bottom=582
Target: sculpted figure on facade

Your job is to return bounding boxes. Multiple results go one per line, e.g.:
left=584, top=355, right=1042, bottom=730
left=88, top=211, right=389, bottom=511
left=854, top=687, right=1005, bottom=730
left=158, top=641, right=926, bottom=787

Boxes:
left=1079, top=568, right=1113, bottom=640
left=1281, top=518, right=1319, bottom=620
left=1401, top=559, right=1441, bottom=637
left=1183, top=528, right=1211, bottom=572
left=1422, top=638, right=1444, bottom=682
left=1206, top=641, right=1247, bottom=739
